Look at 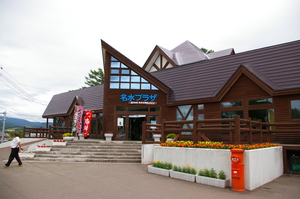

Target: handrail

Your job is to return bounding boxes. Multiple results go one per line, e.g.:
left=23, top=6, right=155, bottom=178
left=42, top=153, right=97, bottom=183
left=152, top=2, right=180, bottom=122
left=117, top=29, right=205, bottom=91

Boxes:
left=142, top=115, right=300, bottom=144
left=23, top=126, right=72, bottom=139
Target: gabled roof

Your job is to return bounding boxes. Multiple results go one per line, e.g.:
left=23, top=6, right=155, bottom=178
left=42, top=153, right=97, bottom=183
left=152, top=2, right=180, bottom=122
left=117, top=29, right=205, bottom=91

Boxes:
left=150, top=40, right=300, bottom=104
left=42, top=84, right=104, bottom=118
left=143, top=40, right=235, bottom=71
left=171, top=40, right=209, bottom=65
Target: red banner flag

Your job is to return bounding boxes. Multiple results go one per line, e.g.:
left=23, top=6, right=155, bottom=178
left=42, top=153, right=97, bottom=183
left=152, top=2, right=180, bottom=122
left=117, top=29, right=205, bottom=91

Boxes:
left=83, top=110, right=93, bottom=138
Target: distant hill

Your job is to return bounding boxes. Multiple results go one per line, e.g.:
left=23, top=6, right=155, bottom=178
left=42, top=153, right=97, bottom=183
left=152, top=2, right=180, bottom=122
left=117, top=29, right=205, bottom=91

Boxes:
left=0, top=117, right=51, bottom=130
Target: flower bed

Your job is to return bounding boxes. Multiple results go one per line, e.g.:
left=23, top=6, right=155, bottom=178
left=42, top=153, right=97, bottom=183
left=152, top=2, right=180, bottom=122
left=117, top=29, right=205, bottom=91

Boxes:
left=53, top=140, right=66, bottom=142
left=148, top=162, right=228, bottom=187
left=160, top=141, right=279, bottom=150
left=170, top=170, right=195, bottom=182
left=19, top=152, right=35, bottom=158
left=36, top=144, right=51, bottom=151
left=52, top=140, right=67, bottom=146
left=148, top=165, right=170, bottom=177
left=37, top=145, right=51, bottom=147
left=196, top=176, right=229, bottom=188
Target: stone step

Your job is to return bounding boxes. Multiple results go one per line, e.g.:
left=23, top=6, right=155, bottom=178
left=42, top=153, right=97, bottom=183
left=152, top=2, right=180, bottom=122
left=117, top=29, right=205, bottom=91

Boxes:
left=50, top=148, right=141, bottom=153
left=54, top=145, right=142, bottom=149
left=22, top=140, right=142, bottom=163
left=43, top=151, right=141, bottom=156
left=22, top=157, right=141, bottom=163
left=34, top=154, right=141, bottom=159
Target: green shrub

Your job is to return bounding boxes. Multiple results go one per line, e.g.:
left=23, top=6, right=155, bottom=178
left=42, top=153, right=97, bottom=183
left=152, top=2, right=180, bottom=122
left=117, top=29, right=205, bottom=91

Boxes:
left=218, top=170, right=226, bottom=180
left=209, top=168, right=217, bottom=178
left=166, top=133, right=176, bottom=139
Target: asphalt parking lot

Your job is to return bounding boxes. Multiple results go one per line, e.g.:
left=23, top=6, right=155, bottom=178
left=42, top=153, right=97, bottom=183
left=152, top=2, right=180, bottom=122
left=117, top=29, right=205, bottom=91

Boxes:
left=1, top=142, right=300, bottom=199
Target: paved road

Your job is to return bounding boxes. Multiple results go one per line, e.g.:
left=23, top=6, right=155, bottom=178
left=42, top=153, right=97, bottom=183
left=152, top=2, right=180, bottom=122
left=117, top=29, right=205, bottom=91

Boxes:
left=1, top=144, right=300, bottom=199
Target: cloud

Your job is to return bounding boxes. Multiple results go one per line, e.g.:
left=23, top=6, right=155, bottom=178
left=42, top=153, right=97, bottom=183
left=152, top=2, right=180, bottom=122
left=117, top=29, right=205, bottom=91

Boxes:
left=0, top=0, right=299, bottom=122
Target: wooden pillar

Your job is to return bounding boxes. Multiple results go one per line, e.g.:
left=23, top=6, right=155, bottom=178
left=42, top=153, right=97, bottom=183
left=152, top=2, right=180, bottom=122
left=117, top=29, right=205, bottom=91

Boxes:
left=193, top=120, right=197, bottom=143
left=234, top=115, right=241, bottom=145
left=248, top=118, right=253, bottom=145
left=142, top=121, right=146, bottom=144
left=161, top=119, right=165, bottom=143
left=258, top=119, right=263, bottom=143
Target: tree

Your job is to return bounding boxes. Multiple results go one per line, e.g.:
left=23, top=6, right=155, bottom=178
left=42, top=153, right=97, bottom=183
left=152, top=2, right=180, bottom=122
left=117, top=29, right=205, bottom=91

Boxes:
left=84, top=68, right=104, bottom=87
left=201, top=48, right=214, bottom=54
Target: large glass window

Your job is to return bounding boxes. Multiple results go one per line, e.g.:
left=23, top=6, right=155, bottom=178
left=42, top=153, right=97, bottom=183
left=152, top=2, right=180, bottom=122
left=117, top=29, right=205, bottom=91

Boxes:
left=198, top=114, right=204, bottom=120
left=221, top=111, right=243, bottom=119
left=177, top=105, right=193, bottom=120
left=221, top=101, right=242, bottom=107
left=198, top=104, right=204, bottom=109
left=249, top=98, right=273, bottom=105
left=291, top=100, right=300, bottom=119
left=116, top=107, right=126, bottom=111
left=128, top=107, right=148, bottom=112
left=176, top=105, right=193, bottom=135
left=109, top=57, right=158, bottom=90
left=249, top=109, right=274, bottom=122
left=150, top=107, right=160, bottom=112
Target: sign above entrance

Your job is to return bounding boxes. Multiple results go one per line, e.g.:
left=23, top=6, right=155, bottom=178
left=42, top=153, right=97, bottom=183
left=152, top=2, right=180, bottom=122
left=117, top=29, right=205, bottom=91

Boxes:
left=120, top=94, right=158, bottom=102
left=128, top=101, right=157, bottom=105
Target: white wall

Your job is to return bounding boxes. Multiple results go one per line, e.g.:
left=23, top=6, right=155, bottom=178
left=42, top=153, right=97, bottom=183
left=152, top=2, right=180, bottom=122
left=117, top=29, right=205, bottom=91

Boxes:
left=144, top=145, right=283, bottom=190
left=141, top=144, right=160, bottom=164
left=244, top=146, right=283, bottom=190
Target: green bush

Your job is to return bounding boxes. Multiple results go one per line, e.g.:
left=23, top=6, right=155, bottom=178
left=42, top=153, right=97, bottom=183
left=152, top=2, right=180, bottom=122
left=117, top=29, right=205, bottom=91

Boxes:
left=218, top=170, right=226, bottom=180
left=199, top=168, right=210, bottom=177
left=209, top=168, right=217, bottom=178
left=166, top=133, right=176, bottom=139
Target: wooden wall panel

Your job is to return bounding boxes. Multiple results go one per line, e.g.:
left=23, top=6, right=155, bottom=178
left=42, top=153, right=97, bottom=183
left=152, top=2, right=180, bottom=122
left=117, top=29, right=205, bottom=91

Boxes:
left=204, top=102, right=220, bottom=119
left=274, top=94, right=300, bottom=123
left=222, top=74, right=271, bottom=101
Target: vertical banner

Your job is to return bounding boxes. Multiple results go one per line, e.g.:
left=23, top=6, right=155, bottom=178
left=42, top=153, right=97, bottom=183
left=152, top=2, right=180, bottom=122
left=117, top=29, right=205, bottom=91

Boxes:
left=72, top=106, right=79, bottom=133
left=76, top=106, right=84, bottom=134
left=83, top=110, right=93, bottom=138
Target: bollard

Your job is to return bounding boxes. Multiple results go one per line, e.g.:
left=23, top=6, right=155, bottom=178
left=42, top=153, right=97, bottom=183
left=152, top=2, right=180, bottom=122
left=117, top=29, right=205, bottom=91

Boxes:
left=230, top=148, right=245, bottom=192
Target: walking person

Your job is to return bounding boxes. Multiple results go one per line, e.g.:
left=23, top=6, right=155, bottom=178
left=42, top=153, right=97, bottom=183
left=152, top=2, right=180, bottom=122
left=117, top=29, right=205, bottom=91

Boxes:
left=4, top=132, right=23, bottom=167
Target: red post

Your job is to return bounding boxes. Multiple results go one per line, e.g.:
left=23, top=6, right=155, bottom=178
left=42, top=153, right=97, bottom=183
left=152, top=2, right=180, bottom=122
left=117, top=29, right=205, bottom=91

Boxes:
left=231, top=148, right=245, bottom=192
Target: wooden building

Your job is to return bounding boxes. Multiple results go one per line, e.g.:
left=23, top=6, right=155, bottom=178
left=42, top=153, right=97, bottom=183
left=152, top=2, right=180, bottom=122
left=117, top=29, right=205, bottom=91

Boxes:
left=42, top=40, right=300, bottom=142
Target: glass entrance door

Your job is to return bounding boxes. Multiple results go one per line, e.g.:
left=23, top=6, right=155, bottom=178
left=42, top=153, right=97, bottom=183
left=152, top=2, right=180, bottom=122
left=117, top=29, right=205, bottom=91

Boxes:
left=129, top=115, right=146, bottom=140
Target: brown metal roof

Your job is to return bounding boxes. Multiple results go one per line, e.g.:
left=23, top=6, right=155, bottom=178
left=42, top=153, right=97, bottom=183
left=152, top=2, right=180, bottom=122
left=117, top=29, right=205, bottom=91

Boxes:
left=143, top=40, right=234, bottom=71
left=151, top=40, right=300, bottom=103
left=42, top=84, right=104, bottom=117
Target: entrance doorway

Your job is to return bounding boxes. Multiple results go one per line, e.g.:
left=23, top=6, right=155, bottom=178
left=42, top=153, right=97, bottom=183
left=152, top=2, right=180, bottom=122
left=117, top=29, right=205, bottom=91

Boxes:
left=129, top=115, right=146, bottom=140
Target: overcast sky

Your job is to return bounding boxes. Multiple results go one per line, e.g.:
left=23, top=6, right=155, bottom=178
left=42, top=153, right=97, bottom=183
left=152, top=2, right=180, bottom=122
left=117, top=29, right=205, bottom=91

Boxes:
left=0, top=0, right=299, bottom=123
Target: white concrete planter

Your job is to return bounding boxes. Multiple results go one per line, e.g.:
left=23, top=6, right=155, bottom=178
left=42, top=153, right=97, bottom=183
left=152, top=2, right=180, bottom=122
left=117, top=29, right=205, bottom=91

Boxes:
left=196, top=176, right=229, bottom=188
left=36, top=147, right=51, bottom=151
left=153, top=134, right=161, bottom=142
left=19, top=152, right=35, bottom=158
left=104, top=133, right=113, bottom=141
left=170, top=170, right=196, bottom=182
left=148, top=165, right=170, bottom=177
left=52, top=141, right=67, bottom=146
left=63, top=137, right=74, bottom=141
left=152, top=146, right=283, bottom=190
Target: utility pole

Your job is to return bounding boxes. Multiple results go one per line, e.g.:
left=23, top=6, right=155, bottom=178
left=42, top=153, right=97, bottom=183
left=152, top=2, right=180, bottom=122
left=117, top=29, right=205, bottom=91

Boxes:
left=1, top=111, right=6, bottom=144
